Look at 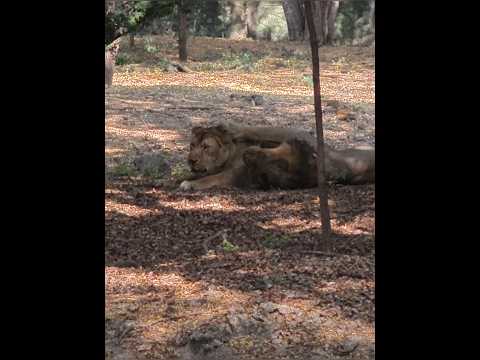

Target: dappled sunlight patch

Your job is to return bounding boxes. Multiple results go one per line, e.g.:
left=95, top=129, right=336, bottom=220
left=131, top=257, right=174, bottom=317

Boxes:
left=106, top=126, right=183, bottom=143
left=106, top=200, right=153, bottom=217
left=112, top=67, right=374, bottom=103
left=258, top=217, right=320, bottom=234
left=106, top=265, right=255, bottom=351
left=105, top=147, right=126, bottom=156
left=158, top=196, right=248, bottom=213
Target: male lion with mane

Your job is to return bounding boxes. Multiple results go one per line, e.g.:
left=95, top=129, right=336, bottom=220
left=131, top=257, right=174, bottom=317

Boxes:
left=179, top=122, right=374, bottom=191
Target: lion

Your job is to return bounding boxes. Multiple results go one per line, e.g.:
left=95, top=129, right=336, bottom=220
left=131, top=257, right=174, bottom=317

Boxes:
left=243, top=139, right=375, bottom=190
left=179, top=124, right=255, bottom=191
left=179, top=122, right=374, bottom=191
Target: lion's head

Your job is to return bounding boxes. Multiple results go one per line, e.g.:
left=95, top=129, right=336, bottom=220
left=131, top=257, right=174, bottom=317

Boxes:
left=187, top=124, right=235, bottom=175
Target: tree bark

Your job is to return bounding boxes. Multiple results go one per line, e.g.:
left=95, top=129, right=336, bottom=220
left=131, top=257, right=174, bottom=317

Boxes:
left=326, top=1, right=339, bottom=44
left=246, top=1, right=260, bottom=39
left=205, top=0, right=220, bottom=36
left=105, top=39, right=120, bottom=87
left=304, top=0, right=332, bottom=251
left=228, top=0, right=247, bottom=39
left=178, top=0, right=188, bottom=62
left=282, top=0, right=305, bottom=41
left=369, top=0, right=375, bottom=31
left=302, top=0, right=338, bottom=46
left=129, top=33, right=135, bottom=48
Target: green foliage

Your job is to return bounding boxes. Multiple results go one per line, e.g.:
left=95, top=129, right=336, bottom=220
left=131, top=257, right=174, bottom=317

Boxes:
left=336, top=0, right=372, bottom=43
left=106, top=0, right=175, bottom=45
left=189, top=0, right=223, bottom=37
left=256, top=2, right=288, bottom=41
left=144, top=36, right=159, bottom=53
left=303, top=74, right=313, bottom=88
left=170, top=163, right=191, bottom=181
left=222, top=50, right=259, bottom=71
left=115, top=53, right=134, bottom=65
left=261, top=233, right=291, bottom=249
left=142, top=166, right=165, bottom=179
left=156, top=58, right=171, bottom=69
left=111, top=163, right=137, bottom=177
left=221, top=239, right=239, bottom=252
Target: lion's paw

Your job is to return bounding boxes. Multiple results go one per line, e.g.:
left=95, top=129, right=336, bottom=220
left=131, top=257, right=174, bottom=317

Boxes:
left=179, top=180, right=194, bottom=191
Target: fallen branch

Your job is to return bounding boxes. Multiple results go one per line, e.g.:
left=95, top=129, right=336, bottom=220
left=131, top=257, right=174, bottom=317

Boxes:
left=149, top=106, right=217, bottom=112
left=299, top=250, right=337, bottom=257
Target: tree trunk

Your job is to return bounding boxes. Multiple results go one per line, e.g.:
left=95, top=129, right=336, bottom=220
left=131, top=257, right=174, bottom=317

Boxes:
left=105, top=0, right=115, bottom=15
left=304, top=0, right=332, bottom=251
left=282, top=0, right=305, bottom=41
left=205, top=0, right=220, bottom=36
left=129, top=33, right=135, bottom=48
left=178, top=1, right=188, bottom=62
left=303, top=0, right=336, bottom=46
left=326, top=1, right=339, bottom=44
left=317, top=0, right=329, bottom=45
left=228, top=0, right=247, bottom=39
left=246, top=1, right=260, bottom=39
left=369, top=0, right=375, bottom=31
left=105, top=39, right=120, bottom=87
left=304, top=0, right=323, bottom=45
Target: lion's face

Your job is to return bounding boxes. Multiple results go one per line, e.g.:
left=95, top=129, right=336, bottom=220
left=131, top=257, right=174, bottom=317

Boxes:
left=187, top=125, right=233, bottom=175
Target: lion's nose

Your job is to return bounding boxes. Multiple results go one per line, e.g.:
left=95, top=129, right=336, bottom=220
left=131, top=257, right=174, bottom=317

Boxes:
left=188, top=158, right=197, bottom=167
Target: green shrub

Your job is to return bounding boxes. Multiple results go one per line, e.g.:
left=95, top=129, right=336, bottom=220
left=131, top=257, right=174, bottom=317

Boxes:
left=115, top=54, right=132, bottom=65
left=144, top=37, right=159, bottom=53
left=222, top=239, right=239, bottom=252
left=110, top=163, right=137, bottom=177
left=261, top=234, right=291, bottom=249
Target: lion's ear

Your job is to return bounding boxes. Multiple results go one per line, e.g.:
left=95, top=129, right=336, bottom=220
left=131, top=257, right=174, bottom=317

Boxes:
left=211, top=124, right=233, bottom=144
left=213, top=124, right=229, bottom=135
left=191, top=126, right=205, bottom=136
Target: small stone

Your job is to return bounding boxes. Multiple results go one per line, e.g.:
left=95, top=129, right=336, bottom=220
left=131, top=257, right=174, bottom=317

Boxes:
left=277, top=305, right=292, bottom=315
left=335, top=336, right=361, bottom=355
left=251, top=95, right=264, bottom=106
left=259, top=302, right=279, bottom=313
left=137, top=343, right=153, bottom=352
left=253, top=277, right=273, bottom=290
left=128, top=304, right=139, bottom=312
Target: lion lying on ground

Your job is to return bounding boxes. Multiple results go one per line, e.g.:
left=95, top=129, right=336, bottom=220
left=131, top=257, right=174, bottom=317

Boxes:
left=179, top=122, right=374, bottom=191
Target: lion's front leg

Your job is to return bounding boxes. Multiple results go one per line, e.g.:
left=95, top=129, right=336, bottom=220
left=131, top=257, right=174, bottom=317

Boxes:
left=179, top=169, right=238, bottom=191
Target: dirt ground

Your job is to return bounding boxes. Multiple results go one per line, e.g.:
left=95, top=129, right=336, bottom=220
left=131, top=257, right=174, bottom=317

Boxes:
left=105, top=35, right=375, bottom=360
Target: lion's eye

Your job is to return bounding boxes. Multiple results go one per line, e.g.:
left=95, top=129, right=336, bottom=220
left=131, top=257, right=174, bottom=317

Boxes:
left=203, top=144, right=209, bottom=150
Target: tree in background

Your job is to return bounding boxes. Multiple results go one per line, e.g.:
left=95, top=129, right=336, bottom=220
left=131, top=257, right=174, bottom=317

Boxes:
left=282, top=0, right=305, bottom=40
left=105, top=38, right=121, bottom=87
left=246, top=1, right=261, bottom=39
left=105, top=0, right=175, bottom=45
left=105, top=0, right=375, bottom=46
left=177, top=0, right=190, bottom=61
left=227, top=0, right=247, bottom=39
left=282, top=0, right=338, bottom=45
left=336, top=0, right=374, bottom=45
left=226, top=1, right=261, bottom=39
